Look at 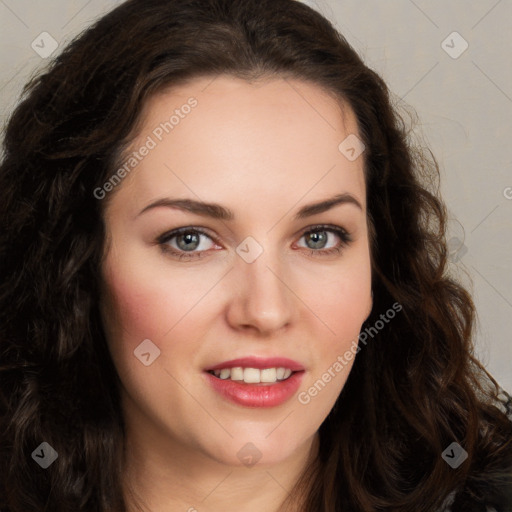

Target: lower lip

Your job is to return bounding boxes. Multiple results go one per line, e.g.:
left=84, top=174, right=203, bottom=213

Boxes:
left=204, top=371, right=305, bottom=408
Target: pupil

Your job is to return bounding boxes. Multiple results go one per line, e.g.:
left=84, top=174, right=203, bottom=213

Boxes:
left=307, top=231, right=326, bottom=249
left=178, top=232, right=199, bottom=251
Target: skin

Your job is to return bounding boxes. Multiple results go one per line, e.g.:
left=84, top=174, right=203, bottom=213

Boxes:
left=99, top=75, right=372, bottom=512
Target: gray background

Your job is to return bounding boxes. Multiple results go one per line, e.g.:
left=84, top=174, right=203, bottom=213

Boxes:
left=1, top=0, right=510, bottom=391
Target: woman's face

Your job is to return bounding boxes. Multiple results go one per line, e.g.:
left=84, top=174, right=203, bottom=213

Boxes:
left=100, top=75, right=372, bottom=468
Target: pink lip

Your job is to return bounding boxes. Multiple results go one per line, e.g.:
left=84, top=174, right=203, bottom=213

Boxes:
left=204, top=356, right=305, bottom=372
left=204, top=370, right=305, bottom=408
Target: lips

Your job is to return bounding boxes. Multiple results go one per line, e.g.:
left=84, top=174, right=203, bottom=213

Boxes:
left=203, top=356, right=306, bottom=408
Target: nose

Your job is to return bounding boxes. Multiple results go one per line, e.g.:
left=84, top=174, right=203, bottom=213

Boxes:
left=225, top=246, right=294, bottom=336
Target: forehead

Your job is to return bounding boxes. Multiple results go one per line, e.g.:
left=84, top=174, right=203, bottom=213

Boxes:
left=106, top=75, right=366, bottom=219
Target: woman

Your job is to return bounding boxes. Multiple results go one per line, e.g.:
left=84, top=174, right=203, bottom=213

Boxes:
left=0, top=0, right=511, bottom=510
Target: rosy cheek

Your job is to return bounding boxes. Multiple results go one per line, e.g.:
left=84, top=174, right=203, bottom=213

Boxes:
left=101, top=261, right=165, bottom=348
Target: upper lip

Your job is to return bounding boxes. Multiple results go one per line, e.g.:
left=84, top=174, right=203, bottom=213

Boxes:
left=204, top=356, right=305, bottom=372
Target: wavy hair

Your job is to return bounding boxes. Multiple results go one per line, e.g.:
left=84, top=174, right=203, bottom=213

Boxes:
left=1, top=0, right=511, bottom=510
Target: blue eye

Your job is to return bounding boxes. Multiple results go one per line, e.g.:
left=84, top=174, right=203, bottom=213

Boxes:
left=157, top=227, right=216, bottom=260
left=157, top=224, right=352, bottom=261
left=299, top=226, right=351, bottom=256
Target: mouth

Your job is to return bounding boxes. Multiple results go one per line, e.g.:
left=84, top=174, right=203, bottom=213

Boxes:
left=203, top=356, right=306, bottom=407
left=206, top=366, right=300, bottom=385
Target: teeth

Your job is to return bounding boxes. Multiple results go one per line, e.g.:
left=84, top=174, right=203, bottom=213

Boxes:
left=244, top=367, right=260, bottom=383
left=219, top=368, right=231, bottom=380
left=260, top=368, right=276, bottom=382
left=210, top=367, right=294, bottom=383
left=230, top=367, right=244, bottom=381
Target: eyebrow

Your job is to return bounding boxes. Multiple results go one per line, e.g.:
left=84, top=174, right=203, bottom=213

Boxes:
left=136, top=193, right=363, bottom=221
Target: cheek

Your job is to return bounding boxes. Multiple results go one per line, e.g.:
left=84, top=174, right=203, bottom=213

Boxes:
left=306, top=255, right=372, bottom=342
left=99, top=250, right=176, bottom=372
left=99, top=258, right=199, bottom=428
left=101, top=273, right=166, bottom=345
left=297, top=274, right=370, bottom=417
left=99, top=251, right=221, bottom=387
left=101, top=250, right=202, bottom=344
left=302, top=248, right=371, bottom=393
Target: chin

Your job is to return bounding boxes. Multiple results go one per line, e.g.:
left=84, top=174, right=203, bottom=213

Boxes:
left=202, top=432, right=310, bottom=469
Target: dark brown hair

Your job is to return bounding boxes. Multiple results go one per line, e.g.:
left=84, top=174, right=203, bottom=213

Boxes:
left=1, top=0, right=511, bottom=510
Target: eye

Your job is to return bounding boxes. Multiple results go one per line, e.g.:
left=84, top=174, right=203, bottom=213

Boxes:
left=157, top=227, right=219, bottom=260
left=296, top=225, right=352, bottom=257
left=156, top=224, right=352, bottom=261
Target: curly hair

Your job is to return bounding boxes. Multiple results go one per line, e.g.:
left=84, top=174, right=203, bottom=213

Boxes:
left=0, top=0, right=511, bottom=510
